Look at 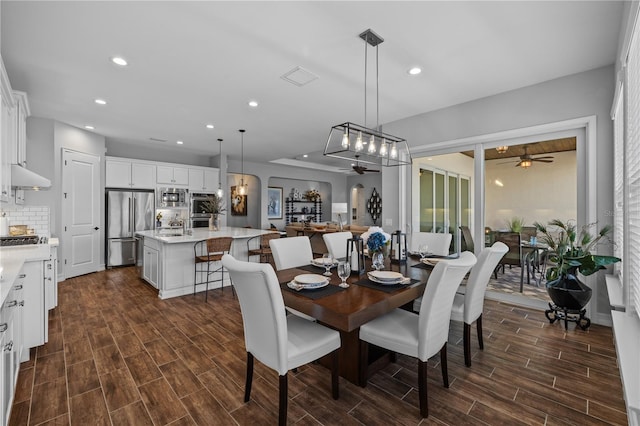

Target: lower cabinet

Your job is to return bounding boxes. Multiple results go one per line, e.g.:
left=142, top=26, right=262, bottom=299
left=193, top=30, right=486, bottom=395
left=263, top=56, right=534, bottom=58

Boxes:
left=143, top=243, right=159, bottom=289
left=22, top=261, right=45, bottom=350
left=1, top=273, right=24, bottom=426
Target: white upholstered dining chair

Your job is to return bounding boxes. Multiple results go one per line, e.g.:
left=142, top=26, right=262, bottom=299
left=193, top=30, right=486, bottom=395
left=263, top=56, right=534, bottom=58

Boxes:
left=359, top=252, right=477, bottom=418
left=269, top=236, right=313, bottom=270
left=221, top=254, right=340, bottom=425
left=322, top=231, right=353, bottom=260
left=450, top=242, right=508, bottom=367
left=410, top=232, right=452, bottom=256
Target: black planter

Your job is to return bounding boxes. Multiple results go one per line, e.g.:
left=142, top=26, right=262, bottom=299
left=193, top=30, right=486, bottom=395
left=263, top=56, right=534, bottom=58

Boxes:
left=546, top=272, right=592, bottom=311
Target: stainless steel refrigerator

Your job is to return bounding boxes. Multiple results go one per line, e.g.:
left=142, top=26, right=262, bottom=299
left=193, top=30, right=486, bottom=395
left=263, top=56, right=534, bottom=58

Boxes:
left=106, top=189, right=155, bottom=267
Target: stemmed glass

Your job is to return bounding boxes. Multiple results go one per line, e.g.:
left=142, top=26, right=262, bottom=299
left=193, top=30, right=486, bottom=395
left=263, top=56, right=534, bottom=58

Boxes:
left=322, top=253, right=333, bottom=276
left=372, top=252, right=384, bottom=271
left=337, top=262, right=350, bottom=288
left=418, top=244, right=430, bottom=261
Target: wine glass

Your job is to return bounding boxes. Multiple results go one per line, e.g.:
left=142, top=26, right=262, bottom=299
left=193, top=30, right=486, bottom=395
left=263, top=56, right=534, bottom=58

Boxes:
left=418, top=244, right=429, bottom=260
left=372, top=252, right=384, bottom=271
left=337, top=262, right=350, bottom=288
left=322, top=253, right=333, bottom=276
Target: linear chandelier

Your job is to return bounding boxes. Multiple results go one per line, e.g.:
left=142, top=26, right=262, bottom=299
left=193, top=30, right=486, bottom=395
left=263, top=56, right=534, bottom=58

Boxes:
left=324, top=29, right=412, bottom=168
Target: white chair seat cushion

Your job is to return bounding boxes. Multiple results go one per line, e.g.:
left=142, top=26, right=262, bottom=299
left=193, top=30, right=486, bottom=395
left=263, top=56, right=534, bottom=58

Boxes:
left=360, top=309, right=419, bottom=359
left=287, top=315, right=340, bottom=370
left=450, top=293, right=464, bottom=323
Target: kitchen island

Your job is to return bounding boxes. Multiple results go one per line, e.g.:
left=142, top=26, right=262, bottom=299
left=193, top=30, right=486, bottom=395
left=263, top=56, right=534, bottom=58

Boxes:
left=135, top=227, right=275, bottom=299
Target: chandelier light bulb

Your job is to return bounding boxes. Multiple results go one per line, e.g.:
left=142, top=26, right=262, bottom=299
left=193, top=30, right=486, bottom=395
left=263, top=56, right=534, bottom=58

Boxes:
left=368, top=134, right=377, bottom=154
left=341, top=130, right=350, bottom=149
left=217, top=185, right=223, bottom=198
left=390, top=142, right=398, bottom=159
left=355, top=132, right=364, bottom=152
left=379, top=138, right=388, bottom=157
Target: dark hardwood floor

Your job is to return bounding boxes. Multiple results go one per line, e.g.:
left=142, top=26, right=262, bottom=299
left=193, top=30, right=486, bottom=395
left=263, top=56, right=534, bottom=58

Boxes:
left=10, top=266, right=627, bottom=425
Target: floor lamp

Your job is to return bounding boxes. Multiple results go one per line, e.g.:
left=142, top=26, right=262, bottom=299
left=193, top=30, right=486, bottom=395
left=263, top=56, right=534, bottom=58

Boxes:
left=332, top=203, right=348, bottom=231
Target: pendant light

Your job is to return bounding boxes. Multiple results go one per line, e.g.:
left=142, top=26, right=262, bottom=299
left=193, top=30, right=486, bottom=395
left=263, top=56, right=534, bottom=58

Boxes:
left=238, top=129, right=248, bottom=196
left=216, top=138, right=224, bottom=198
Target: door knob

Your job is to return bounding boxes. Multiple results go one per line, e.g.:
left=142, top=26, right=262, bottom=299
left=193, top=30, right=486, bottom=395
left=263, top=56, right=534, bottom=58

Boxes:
left=94, top=227, right=99, bottom=230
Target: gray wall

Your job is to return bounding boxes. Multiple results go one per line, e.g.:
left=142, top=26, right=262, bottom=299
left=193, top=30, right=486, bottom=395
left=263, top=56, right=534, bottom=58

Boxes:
left=382, top=65, right=615, bottom=320
left=346, top=172, right=382, bottom=227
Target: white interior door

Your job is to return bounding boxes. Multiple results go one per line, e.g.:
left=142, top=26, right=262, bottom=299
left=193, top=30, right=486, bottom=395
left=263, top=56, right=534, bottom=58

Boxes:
left=62, top=149, right=101, bottom=278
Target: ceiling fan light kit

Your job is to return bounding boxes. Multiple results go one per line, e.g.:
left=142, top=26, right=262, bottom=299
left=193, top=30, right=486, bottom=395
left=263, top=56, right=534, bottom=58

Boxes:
left=324, top=29, right=412, bottom=171
left=496, top=146, right=508, bottom=153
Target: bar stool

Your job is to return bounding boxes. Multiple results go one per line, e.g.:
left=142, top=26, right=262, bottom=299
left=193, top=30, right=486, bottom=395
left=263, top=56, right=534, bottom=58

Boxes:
left=194, top=237, right=233, bottom=302
left=247, top=232, right=280, bottom=264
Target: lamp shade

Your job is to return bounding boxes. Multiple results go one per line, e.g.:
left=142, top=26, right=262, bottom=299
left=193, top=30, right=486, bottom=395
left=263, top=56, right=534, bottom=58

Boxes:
left=332, top=203, right=348, bottom=215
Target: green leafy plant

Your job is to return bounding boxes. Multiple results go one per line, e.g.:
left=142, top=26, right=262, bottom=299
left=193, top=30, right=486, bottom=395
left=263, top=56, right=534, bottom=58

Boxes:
left=505, top=216, right=525, bottom=232
left=201, top=195, right=226, bottom=215
left=533, top=219, right=620, bottom=281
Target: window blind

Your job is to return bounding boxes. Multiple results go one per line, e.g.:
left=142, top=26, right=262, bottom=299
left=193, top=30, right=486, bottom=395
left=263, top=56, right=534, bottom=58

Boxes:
left=613, top=90, right=624, bottom=278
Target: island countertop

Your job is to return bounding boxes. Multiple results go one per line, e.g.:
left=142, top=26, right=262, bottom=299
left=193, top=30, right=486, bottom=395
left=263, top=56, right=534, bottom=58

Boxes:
left=135, top=227, right=276, bottom=244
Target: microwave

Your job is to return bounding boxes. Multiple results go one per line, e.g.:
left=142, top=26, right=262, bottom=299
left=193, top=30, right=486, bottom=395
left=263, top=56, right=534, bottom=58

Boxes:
left=158, top=187, right=188, bottom=207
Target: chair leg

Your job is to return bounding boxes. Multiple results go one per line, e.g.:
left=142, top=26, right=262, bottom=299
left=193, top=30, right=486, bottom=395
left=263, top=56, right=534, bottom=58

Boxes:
left=477, top=314, right=484, bottom=350
left=418, top=360, right=429, bottom=418
left=205, top=261, right=210, bottom=303
left=440, top=344, right=449, bottom=388
left=359, top=340, right=369, bottom=387
left=244, top=352, right=254, bottom=402
left=463, top=323, right=471, bottom=367
left=331, top=349, right=339, bottom=399
left=279, top=373, right=288, bottom=426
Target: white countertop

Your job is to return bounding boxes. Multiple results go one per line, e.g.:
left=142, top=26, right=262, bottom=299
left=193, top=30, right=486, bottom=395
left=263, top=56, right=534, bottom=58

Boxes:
left=135, top=227, right=276, bottom=244
left=0, top=243, right=54, bottom=305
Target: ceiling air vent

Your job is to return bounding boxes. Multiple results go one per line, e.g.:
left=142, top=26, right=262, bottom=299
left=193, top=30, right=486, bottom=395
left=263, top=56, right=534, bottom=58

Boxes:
left=149, top=137, right=167, bottom=143
left=280, top=66, right=318, bottom=87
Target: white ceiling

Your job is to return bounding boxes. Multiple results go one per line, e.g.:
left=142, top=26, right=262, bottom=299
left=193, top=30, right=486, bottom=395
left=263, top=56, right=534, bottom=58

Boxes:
left=0, top=1, right=624, bottom=172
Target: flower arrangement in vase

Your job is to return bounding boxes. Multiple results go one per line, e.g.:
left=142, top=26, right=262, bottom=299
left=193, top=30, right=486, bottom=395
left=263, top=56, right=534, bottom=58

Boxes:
left=304, top=189, right=321, bottom=202
left=201, top=195, right=226, bottom=230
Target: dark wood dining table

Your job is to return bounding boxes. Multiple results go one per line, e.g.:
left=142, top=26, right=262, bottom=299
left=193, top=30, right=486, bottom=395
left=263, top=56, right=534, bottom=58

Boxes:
left=275, top=256, right=433, bottom=386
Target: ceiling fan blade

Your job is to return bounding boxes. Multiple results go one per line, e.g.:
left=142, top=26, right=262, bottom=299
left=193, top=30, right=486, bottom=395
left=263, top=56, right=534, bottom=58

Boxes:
left=533, top=156, right=554, bottom=160
left=365, top=169, right=380, bottom=173
left=531, top=159, right=553, bottom=163
left=514, top=161, right=523, bottom=167
left=497, top=160, right=518, bottom=165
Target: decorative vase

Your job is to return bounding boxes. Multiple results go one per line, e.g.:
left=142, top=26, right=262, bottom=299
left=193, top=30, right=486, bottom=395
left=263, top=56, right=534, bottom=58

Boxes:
left=546, top=267, right=592, bottom=311
left=209, top=214, right=219, bottom=231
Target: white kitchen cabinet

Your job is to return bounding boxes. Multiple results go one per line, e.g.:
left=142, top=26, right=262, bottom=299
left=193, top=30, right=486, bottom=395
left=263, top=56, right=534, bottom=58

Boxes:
left=22, top=261, right=45, bottom=349
left=1, top=275, right=24, bottom=426
left=106, top=157, right=156, bottom=189
left=0, top=88, right=14, bottom=203
left=188, top=167, right=219, bottom=193
left=44, top=247, right=57, bottom=311
left=12, top=91, right=29, bottom=168
left=143, top=245, right=159, bottom=288
left=157, top=165, right=189, bottom=186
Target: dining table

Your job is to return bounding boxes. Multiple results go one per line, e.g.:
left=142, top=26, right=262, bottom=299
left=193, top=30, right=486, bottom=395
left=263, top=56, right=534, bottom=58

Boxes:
left=275, top=255, right=436, bottom=386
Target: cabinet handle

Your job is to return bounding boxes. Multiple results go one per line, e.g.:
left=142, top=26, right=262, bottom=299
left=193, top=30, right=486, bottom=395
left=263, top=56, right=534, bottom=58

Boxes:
left=2, top=191, right=6, bottom=195
left=4, top=341, right=13, bottom=352
left=6, top=300, right=17, bottom=307
left=46, top=277, right=52, bottom=281
left=0, top=324, right=7, bottom=333
left=15, top=284, right=23, bottom=290
left=18, top=274, right=26, bottom=278
left=18, top=301, right=24, bottom=307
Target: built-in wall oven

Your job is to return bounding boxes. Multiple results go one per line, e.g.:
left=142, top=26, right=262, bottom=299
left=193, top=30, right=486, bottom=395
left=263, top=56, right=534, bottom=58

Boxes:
left=190, top=193, right=212, bottom=228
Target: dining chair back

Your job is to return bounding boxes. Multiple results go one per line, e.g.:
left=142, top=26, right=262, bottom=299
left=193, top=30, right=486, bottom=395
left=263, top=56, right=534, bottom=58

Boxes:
left=451, top=242, right=508, bottom=366
left=520, top=226, right=537, bottom=244
left=359, top=251, right=477, bottom=417
left=221, top=254, right=340, bottom=425
left=460, top=226, right=475, bottom=253
left=409, top=232, right=452, bottom=256
left=494, top=231, right=522, bottom=272
left=322, top=231, right=353, bottom=260
left=269, top=236, right=313, bottom=270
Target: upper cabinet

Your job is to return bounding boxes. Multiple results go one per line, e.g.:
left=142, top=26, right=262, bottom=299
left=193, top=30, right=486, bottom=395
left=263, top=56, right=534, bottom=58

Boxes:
left=106, top=157, right=156, bottom=189
left=188, top=167, right=219, bottom=193
left=12, top=91, right=29, bottom=167
left=0, top=58, right=15, bottom=203
left=157, top=165, right=189, bottom=186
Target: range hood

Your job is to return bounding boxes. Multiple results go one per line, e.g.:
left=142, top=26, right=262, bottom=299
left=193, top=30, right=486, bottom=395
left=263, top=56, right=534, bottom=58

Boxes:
left=11, top=164, right=51, bottom=190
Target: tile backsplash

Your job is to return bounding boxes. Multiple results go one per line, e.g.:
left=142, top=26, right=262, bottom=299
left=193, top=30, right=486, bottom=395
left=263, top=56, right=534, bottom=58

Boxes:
left=0, top=206, right=50, bottom=237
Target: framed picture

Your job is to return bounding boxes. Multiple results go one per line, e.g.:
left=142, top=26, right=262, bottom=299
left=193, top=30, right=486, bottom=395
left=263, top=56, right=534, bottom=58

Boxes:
left=267, top=186, right=283, bottom=219
left=230, top=186, right=247, bottom=216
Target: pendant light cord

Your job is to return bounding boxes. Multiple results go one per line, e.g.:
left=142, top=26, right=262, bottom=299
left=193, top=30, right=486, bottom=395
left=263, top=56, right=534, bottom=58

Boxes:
left=364, top=39, right=368, bottom=128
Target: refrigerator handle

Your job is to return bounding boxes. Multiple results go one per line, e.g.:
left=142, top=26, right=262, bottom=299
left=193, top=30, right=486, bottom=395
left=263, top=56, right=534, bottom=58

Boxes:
left=128, top=198, right=131, bottom=232
left=133, top=197, right=136, bottom=232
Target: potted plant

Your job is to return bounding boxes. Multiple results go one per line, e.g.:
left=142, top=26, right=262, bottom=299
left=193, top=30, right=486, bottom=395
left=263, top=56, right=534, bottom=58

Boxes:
left=505, top=216, right=525, bottom=233
left=201, top=194, right=226, bottom=231
left=533, top=219, right=620, bottom=327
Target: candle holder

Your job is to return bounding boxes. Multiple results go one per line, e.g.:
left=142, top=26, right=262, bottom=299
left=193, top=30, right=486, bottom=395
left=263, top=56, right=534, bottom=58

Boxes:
left=347, top=234, right=366, bottom=275
left=390, top=230, right=407, bottom=264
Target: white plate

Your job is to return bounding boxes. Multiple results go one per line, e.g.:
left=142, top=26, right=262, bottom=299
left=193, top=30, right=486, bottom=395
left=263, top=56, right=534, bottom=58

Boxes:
left=367, top=274, right=406, bottom=285
left=368, top=271, right=404, bottom=281
left=294, top=274, right=328, bottom=285
left=422, top=258, right=445, bottom=266
left=288, top=280, right=329, bottom=291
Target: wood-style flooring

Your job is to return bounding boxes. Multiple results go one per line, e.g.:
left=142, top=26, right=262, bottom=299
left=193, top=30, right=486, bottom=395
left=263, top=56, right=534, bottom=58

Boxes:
left=10, top=266, right=627, bottom=425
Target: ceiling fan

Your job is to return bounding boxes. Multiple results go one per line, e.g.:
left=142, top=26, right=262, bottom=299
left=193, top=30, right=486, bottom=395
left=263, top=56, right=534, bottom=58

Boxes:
left=352, top=156, right=379, bottom=174
left=500, top=145, right=554, bottom=168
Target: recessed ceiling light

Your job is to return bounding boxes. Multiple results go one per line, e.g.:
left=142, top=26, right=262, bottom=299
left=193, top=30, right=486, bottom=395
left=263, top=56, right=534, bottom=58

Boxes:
left=84, top=125, right=95, bottom=130
left=111, top=57, right=128, bottom=66
left=303, top=154, right=308, bottom=158
left=94, top=98, right=107, bottom=105
left=206, top=124, right=214, bottom=129
left=176, top=140, right=184, bottom=145
left=248, top=100, right=259, bottom=108
left=408, top=67, right=422, bottom=75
